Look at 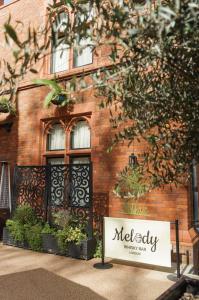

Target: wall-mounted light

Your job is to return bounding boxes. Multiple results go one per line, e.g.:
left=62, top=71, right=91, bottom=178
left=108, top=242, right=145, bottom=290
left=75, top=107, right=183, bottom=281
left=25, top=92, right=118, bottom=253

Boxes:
left=129, top=153, right=138, bottom=167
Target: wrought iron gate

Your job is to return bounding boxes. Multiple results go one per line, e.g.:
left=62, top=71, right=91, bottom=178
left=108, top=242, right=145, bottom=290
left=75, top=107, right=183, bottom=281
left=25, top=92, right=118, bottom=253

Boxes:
left=12, top=163, right=93, bottom=237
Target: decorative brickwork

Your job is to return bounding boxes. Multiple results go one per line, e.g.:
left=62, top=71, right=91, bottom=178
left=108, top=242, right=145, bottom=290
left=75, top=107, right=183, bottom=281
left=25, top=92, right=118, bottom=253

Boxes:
left=0, top=0, right=198, bottom=265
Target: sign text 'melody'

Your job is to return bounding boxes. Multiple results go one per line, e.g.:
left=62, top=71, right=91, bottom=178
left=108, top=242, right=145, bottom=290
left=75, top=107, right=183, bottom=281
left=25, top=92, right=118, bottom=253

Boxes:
left=104, top=217, right=171, bottom=267
left=112, top=226, right=159, bottom=252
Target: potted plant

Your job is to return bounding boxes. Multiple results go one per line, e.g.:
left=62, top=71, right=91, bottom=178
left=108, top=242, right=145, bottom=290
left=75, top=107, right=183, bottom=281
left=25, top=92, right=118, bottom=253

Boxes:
left=55, top=220, right=96, bottom=260
left=41, top=223, right=59, bottom=254
left=25, top=223, right=43, bottom=252
left=0, top=97, right=15, bottom=114
left=3, top=219, right=27, bottom=248
left=52, top=210, right=96, bottom=259
left=67, top=227, right=96, bottom=260
left=3, top=204, right=40, bottom=250
left=33, top=79, right=74, bottom=108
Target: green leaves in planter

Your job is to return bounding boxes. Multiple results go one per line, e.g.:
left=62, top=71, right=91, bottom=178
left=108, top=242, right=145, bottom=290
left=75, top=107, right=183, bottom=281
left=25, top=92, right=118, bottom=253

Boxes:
left=52, top=209, right=71, bottom=228
left=33, top=79, right=73, bottom=108
left=94, top=240, right=102, bottom=258
left=24, top=223, right=43, bottom=252
left=66, top=226, right=87, bottom=245
left=6, top=205, right=42, bottom=250
left=6, top=219, right=25, bottom=243
left=56, top=227, right=69, bottom=254
left=0, top=97, right=15, bottom=114
left=41, top=223, right=57, bottom=236
left=13, top=204, right=38, bottom=225
left=56, top=225, right=87, bottom=254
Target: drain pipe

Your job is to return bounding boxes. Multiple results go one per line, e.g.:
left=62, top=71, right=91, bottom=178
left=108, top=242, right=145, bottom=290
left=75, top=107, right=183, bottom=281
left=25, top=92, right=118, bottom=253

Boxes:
left=191, top=160, right=199, bottom=274
left=191, top=161, right=199, bottom=232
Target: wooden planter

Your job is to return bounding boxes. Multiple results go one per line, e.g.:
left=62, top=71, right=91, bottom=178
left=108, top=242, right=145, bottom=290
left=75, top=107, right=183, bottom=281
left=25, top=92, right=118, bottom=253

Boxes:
left=42, top=233, right=59, bottom=254
left=2, top=227, right=29, bottom=249
left=156, top=276, right=199, bottom=300
left=68, top=238, right=97, bottom=260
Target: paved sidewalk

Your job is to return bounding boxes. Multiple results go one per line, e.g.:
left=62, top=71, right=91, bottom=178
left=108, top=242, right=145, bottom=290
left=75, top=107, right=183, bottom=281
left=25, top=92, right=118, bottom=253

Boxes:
left=0, top=244, right=174, bottom=300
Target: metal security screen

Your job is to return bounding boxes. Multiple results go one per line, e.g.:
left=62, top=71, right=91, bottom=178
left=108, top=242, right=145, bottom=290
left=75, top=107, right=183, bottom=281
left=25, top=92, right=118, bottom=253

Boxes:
left=12, top=163, right=93, bottom=236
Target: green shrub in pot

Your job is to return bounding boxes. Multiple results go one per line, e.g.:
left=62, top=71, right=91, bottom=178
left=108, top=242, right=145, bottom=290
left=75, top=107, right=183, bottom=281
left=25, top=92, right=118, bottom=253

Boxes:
left=6, top=219, right=25, bottom=244
left=5, top=204, right=41, bottom=249
left=24, top=223, right=43, bottom=252
left=13, top=204, right=38, bottom=225
left=41, top=223, right=57, bottom=236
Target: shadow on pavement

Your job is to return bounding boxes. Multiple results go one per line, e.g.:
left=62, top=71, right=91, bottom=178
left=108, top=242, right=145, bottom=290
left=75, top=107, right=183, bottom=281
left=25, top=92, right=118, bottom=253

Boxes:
left=0, top=268, right=107, bottom=300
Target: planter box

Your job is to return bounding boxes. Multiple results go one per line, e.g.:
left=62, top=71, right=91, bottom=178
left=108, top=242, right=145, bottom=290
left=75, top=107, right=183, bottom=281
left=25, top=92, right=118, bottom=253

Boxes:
left=42, top=233, right=59, bottom=254
left=0, top=209, right=10, bottom=239
left=3, top=228, right=96, bottom=260
left=156, top=276, right=199, bottom=300
left=68, top=238, right=96, bottom=260
left=2, top=227, right=29, bottom=249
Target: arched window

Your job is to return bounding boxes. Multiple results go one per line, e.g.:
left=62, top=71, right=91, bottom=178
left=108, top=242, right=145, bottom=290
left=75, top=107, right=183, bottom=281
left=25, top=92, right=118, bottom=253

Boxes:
left=47, top=124, right=65, bottom=151
left=71, top=120, right=91, bottom=149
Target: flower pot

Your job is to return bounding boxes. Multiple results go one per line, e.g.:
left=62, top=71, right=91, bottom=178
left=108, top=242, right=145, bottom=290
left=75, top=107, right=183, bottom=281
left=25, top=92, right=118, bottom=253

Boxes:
left=2, top=227, right=29, bottom=249
left=42, top=233, right=59, bottom=254
left=0, top=107, right=9, bottom=113
left=51, top=94, right=67, bottom=106
left=68, top=238, right=97, bottom=260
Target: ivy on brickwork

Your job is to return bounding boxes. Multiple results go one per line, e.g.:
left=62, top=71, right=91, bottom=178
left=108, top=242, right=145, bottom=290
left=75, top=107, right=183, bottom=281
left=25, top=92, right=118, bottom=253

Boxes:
left=2, top=0, right=199, bottom=193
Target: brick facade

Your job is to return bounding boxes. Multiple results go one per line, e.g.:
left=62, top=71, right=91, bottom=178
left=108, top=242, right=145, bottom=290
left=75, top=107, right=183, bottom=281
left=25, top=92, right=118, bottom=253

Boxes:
left=0, top=0, right=198, bottom=266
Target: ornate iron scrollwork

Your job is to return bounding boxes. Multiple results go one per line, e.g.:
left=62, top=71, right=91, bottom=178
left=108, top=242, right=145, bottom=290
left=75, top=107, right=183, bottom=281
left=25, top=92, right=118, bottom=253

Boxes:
left=13, top=164, right=93, bottom=232
left=69, top=164, right=91, bottom=208
left=13, top=166, right=46, bottom=219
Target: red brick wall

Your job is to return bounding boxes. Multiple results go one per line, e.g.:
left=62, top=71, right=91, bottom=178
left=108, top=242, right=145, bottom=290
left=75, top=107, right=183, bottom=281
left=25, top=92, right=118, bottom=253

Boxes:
left=0, top=0, right=196, bottom=255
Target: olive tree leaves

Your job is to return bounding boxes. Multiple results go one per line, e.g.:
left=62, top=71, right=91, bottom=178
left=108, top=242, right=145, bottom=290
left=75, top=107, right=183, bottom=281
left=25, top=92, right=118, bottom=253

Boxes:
left=1, top=0, right=199, bottom=192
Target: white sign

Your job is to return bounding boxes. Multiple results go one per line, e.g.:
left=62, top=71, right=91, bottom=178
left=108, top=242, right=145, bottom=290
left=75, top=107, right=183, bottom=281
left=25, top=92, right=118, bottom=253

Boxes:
left=104, top=217, right=171, bottom=267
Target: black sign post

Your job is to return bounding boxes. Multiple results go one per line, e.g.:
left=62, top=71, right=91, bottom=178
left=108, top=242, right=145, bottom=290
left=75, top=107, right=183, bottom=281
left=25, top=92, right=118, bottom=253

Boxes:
left=175, top=219, right=181, bottom=279
left=93, top=216, right=113, bottom=269
left=94, top=217, right=181, bottom=276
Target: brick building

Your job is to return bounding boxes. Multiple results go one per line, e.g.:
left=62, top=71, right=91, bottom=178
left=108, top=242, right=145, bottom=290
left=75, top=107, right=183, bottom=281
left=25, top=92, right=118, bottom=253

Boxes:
left=0, top=0, right=198, bottom=269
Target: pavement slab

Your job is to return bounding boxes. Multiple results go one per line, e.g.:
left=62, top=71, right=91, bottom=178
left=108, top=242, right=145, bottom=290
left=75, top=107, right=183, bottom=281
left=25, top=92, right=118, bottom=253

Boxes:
left=0, top=244, right=174, bottom=300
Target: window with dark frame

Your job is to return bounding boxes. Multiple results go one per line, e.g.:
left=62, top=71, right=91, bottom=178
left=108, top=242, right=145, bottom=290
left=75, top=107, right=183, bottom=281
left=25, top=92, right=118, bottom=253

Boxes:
left=43, top=119, right=91, bottom=165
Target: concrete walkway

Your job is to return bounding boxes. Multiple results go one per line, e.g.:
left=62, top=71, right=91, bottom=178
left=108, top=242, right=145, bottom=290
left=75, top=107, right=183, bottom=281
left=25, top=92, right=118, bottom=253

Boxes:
left=0, top=244, right=174, bottom=300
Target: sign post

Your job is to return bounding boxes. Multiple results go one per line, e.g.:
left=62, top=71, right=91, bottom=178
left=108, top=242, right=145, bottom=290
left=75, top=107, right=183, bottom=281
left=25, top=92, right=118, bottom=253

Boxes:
left=175, top=219, right=181, bottom=279
left=94, top=217, right=181, bottom=276
left=93, top=216, right=113, bottom=269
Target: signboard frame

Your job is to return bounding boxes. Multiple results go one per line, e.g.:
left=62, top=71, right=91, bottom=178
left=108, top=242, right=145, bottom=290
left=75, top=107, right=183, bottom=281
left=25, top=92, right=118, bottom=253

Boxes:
left=94, top=217, right=181, bottom=278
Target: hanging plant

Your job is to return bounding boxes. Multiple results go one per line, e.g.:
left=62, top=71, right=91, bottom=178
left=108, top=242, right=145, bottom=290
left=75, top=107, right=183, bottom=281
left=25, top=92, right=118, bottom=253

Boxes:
left=114, top=166, right=149, bottom=200
left=33, top=79, right=74, bottom=108
left=0, top=97, right=15, bottom=114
